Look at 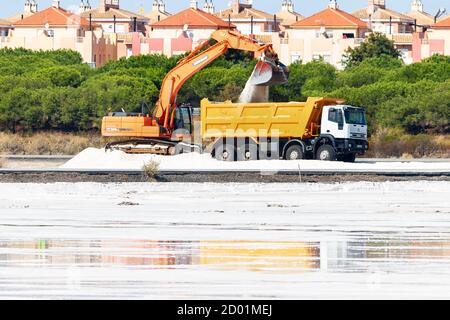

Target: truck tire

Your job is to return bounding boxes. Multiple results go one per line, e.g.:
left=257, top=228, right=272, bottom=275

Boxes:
left=237, top=141, right=258, bottom=161
left=316, top=145, right=337, bottom=161
left=214, top=143, right=235, bottom=162
left=342, top=153, right=356, bottom=163
left=285, top=145, right=304, bottom=160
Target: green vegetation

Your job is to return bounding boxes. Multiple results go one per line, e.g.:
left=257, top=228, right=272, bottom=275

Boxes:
left=343, top=32, right=401, bottom=69
left=272, top=55, right=450, bottom=135
left=0, top=46, right=448, bottom=137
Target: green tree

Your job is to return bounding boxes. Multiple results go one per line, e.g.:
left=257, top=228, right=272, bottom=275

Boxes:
left=343, top=33, right=401, bottom=69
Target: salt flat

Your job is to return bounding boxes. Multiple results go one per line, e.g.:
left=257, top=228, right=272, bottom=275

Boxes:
left=0, top=181, right=449, bottom=299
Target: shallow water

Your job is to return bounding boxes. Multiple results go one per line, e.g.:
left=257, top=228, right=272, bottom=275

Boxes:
left=0, top=182, right=449, bottom=299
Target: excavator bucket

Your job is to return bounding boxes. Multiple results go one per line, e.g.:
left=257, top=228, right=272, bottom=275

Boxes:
left=249, top=59, right=290, bottom=86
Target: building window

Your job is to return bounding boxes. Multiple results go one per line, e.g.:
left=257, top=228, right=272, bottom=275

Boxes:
left=45, top=29, right=55, bottom=37
left=291, top=54, right=302, bottom=63
left=313, top=54, right=331, bottom=63
left=342, top=33, right=355, bottom=39
left=316, top=30, right=333, bottom=39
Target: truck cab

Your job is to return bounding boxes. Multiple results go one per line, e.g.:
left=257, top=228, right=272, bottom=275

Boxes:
left=316, top=105, right=369, bottom=162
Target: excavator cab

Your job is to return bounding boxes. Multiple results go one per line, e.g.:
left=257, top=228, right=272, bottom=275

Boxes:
left=174, top=104, right=193, bottom=134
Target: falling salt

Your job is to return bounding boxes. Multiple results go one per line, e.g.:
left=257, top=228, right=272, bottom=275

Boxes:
left=239, top=65, right=269, bottom=103
left=239, top=80, right=269, bottom=103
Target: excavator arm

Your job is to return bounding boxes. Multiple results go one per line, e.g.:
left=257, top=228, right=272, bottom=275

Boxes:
left=154, top=30, right=288, bottom=131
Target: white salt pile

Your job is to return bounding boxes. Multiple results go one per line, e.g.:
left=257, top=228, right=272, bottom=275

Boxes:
left=61, top=148, right=450, bottom=172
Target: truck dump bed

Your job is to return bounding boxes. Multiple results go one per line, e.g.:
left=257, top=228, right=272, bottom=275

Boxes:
left=201, top=97, right=340, bottom=140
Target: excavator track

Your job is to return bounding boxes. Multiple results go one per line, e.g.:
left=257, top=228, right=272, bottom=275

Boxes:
left=105, top=139, right=203, bottom=155
left=105, top=139, right=177, bottom=155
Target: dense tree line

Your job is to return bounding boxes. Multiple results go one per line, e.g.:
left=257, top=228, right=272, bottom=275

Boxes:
left=0, top=44, right=448, bottom=134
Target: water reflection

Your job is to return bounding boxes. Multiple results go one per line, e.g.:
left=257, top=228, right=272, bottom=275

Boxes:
left=0, top=238, right=450, bottom=273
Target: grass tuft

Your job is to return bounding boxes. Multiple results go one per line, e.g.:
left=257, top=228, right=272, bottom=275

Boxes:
left=142, top=159, right=160, bottom=180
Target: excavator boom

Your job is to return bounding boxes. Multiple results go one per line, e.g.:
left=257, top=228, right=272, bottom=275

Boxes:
left=154, top=30, right=288, bottom=130
left=102, top=29, right=289, bottom=154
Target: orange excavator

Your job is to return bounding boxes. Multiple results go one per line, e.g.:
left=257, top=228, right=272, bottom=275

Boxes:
left=101, top=29, right=289, bottom=154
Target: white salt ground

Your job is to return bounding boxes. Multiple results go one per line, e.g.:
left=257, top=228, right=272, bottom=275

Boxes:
left=0, top=181, right=450, bottom=299
left=61, top=147, right=450, bottom=172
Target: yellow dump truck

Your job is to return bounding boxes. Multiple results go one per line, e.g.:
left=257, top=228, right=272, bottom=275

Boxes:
left=200, top=97, right=369, bottom=162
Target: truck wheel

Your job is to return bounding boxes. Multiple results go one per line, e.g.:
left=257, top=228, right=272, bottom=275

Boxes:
left=316, top=145, right=337, bottom=161
left=214, top=143, right=235, bottom=162
left=342, top=153, right=356, bottom=163
left=237, top=142, right=258, bottom=161
left=285, top=145, right=304, bottom=160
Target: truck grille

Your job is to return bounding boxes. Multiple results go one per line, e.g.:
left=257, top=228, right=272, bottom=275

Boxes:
left=350, top=133, right=366, bottom=139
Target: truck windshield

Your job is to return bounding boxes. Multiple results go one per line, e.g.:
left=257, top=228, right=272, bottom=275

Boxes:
left=344, top=108, right=366, bottom=125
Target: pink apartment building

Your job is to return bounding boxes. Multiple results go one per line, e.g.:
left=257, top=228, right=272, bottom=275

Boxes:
left=79, top=0, right=149, bottom=59
left=352, top=0, right=427, bottom=63
left=214, top=0, right=277, bottom=37
left=272, top=1, right=369, bottom=69
left=146, top=4, right=234, bottom=57
left=413, top=16, right=450, bottom=62
left=0, top=1, right=117, bottom=67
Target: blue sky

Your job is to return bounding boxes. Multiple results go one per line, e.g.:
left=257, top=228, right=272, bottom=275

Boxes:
left=1, top=0, right=448, bottom=18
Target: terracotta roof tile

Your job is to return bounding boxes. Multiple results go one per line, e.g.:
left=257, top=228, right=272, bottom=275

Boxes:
left=14, top=7, right=90, bottom=27
left=432, top=15, right=450, bottom=28
left=151, top=8, right=232, bottom=29
left=291, top=7, right=367, bottom=29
